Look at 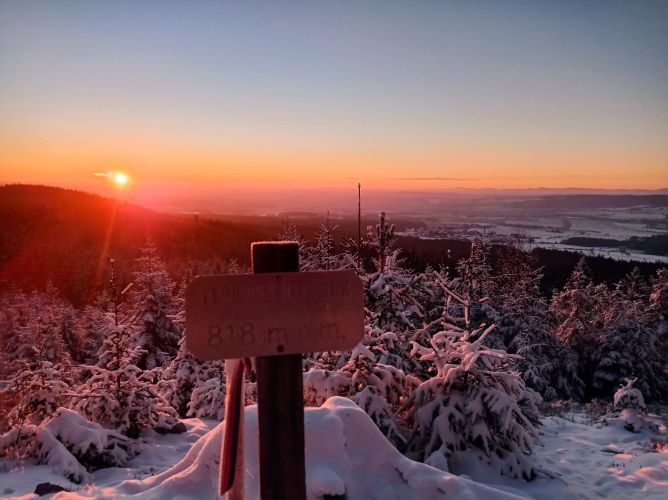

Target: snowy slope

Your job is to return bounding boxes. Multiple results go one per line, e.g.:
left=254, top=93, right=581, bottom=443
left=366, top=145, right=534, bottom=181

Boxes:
left=2, top=401, right=667, bottom=499
left=1, top=398, right=522, bottom=499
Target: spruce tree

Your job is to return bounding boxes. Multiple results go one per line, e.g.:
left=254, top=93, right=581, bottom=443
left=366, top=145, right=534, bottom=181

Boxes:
left=129, top=240, right=181, bottom=370
left=549, top=258, right=601, bottom=400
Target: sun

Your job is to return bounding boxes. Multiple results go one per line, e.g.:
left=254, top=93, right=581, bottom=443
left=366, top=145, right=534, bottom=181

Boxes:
left=114, top=172, right=128, bottom=186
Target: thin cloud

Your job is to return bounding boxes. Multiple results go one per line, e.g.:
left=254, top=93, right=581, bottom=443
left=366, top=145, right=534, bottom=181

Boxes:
left=385, top=176, right=474, bottom=181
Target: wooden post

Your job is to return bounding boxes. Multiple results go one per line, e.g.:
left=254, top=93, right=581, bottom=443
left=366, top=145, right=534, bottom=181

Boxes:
left=252, top=242, right=306, bottom=500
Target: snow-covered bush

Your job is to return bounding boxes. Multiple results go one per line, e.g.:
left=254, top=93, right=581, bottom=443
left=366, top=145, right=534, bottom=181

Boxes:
left=4, top=360, right=69, bottom=427
left=186, top=364, right=227, bottom=420
left=160, top=337, right=228, bottom=419
left=304, top=345, right=415, bottom=446
left=0, top=408, right=133, bottom=483
left=72, top=323, right=178, bottom=438
left=73, top=365, right=177, bottom=438
left=607, top=378, right=647, bottom=433
left=613, top=377, right=645, bottom=411
left=405, top=323, right=541, bottom=480
left=365, top=251, right=430, bottom=332
left=159, top=338, right=209, bottom=417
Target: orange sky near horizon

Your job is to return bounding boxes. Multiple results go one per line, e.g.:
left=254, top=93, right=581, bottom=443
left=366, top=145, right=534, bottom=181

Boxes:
left=1, top=2, right=667, bottom=195
left=1, top=131, right=666, bottom=192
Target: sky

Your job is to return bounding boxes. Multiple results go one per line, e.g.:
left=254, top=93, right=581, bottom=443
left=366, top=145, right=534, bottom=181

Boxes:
left=1, top=0, right=667, bottom=201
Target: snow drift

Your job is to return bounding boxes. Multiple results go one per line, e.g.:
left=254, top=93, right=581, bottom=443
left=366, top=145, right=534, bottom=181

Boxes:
left=58, top=397, right=521, bottom=499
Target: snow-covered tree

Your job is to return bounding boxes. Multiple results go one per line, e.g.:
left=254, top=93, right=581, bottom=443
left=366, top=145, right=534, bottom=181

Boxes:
left=649, top=268, right=668, bottom=401
left=160, top=338, right=207, bottom=417
left=593, top=268, right=664, bottom=401
left=365, top=251, right=433, bottom=332
left=74, top=303, right=111, bottom=364
left=160, top=337, right=229, bottom=419
left=3, top=290, right=73, bottom=368
left=302, top=212, right=347, bottom=271
left=549, top=258, right=601, bottom=400
left=452, top=239, right=495, bottom=326
left=4, top=360, right=69, bottom=427
left=72, top=322, right=178, bottom=438
left=304, top=344, right=415, bottom=446
left=493, top=248, right=558, bottom=400
left=610, top=377, right=646, bottom=433
left=277, top=220, right=308, bottom=269
left=129, top=240, right=182, bottom=370
left=186, top=362, right=226, bottom=420
left=650, top=267, right=668, bottom=318
left=405, top=322, right=541, bottom=479
left=368, top=212, right=396, bottom=273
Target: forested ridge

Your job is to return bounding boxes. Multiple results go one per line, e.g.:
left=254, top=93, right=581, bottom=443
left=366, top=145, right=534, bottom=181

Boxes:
left=1, top=185, right=662, bottom=306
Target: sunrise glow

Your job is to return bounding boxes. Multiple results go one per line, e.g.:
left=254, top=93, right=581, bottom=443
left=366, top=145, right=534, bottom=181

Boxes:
left=0, top=1, right=666, bottom=201
left=114, top=172, right=128, bottom=187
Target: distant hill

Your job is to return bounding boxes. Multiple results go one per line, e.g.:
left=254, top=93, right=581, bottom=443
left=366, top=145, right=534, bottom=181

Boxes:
left=1, top=185, right=664, bottom=306
left=511, top=194, right=668, bottom=210
left=0, top=185, right=274, bottom=305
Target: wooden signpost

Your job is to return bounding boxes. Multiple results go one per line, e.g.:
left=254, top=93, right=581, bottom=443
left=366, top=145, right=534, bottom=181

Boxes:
left=185, top=242, right=364, bottom=499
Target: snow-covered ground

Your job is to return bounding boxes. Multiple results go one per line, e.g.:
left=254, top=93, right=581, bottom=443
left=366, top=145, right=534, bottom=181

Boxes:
left=530, top=243, right=668, bottom=264
left=1, top=399, right=666, bottom=499
left=454, top=410, right=668, bottom=499
left=401, top=205, right=668, bottom=264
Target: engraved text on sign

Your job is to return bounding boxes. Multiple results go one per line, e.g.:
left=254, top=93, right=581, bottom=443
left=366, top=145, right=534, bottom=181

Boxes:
left=185, top=270, right=364, bottom=359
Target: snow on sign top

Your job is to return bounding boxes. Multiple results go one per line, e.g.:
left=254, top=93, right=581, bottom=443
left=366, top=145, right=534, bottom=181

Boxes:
left=185, top=270, right=364, bottom=360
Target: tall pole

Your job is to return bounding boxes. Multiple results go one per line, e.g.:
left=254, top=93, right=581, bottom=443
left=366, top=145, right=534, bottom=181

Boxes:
left=357, top=183, right=361, bottom=272
left=252, top=242, right=306, bottom=500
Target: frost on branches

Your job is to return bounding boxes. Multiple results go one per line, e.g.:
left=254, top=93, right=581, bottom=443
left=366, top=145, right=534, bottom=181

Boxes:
left=406, top=321, right=541, bottom=480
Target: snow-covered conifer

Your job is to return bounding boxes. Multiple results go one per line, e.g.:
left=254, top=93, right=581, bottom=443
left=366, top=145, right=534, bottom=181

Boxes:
left=129, top=240, right=182, bottom=369
left=277, top=220, right=308, bottom=268
left=73, top=322, right=178, bottom=438
left=186, top=362, right=227, bottom=420
left=610, top=377, right=646, bottom=432
left=365, top=251, right=430, bottom=332
left=368, top=212, right=396, bottom=273
left=4, top=360, right=69, bottom=427
left=451, top=238, right=496, bottom=329
left=405, top=322, right=541, bottom=479
left=493, top=248, right=558, bottom=400
left=593, top=268, right=663, bottom=401
left=549, top=258, right=601, bottom=400
left=302, top=212, right=346, bottom=271
left=304, top=344, right=415, bottom=446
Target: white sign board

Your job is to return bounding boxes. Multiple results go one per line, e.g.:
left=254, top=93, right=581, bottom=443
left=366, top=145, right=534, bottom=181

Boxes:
left=185, top=270, right=364, bottom=359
